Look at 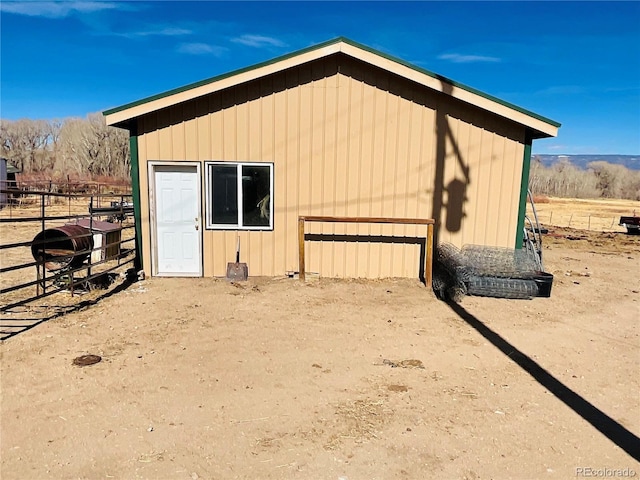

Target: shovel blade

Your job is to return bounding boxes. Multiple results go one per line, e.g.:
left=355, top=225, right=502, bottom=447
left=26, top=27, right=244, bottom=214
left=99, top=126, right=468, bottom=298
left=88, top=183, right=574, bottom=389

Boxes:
left=226, top=262, right=248, bottom=281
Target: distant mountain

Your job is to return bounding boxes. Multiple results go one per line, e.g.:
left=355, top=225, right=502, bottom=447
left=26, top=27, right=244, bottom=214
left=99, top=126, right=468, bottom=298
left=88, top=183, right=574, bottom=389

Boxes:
left=532, top=154, right=640, bottom=171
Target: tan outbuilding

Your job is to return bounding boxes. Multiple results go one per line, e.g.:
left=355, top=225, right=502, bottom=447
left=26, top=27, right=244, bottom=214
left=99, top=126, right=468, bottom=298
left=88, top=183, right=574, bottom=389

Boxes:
left=104, top=37, right=559, bottom=281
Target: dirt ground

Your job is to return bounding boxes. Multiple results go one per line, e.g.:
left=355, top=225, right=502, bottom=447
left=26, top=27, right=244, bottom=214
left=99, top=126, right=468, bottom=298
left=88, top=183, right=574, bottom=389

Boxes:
left=1, top=203, right=639, bottom=479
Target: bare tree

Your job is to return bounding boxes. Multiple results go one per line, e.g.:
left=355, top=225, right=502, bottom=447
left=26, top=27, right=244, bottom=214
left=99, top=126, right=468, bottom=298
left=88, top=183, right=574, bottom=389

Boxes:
left=588, top=161, right=640, bottom=201
left=1, top=120, right=36, bottom=171
left=57, top=113, right=129, bottom=178
left=0, top=120, right=23, bottom=169
left=530, top=157, right=640, bottom=200
left=1, top=119, right=59, bottom=172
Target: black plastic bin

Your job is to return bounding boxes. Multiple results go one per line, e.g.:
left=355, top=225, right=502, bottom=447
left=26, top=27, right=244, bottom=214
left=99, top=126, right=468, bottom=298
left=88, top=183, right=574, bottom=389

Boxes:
left=534, top=272, right=554, bottom=297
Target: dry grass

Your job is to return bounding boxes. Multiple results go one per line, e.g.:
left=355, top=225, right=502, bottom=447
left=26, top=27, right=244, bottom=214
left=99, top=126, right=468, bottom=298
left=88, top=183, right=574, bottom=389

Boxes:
left=323, top=399, right=392, bottom=450
left=531, top=194, right=550, bottom=204
left=528, top=196, right=640, bottom=231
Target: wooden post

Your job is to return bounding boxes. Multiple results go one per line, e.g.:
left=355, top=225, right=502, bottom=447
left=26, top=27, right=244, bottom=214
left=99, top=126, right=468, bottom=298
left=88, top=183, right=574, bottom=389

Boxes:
left=425, top=223, right=434, bottom=288
left=298, top=217, right=305, bottom=281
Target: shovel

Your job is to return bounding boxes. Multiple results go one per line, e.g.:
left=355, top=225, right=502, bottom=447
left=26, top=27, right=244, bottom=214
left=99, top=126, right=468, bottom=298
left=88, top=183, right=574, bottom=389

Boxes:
left=226, top=236, right=248, bottom=281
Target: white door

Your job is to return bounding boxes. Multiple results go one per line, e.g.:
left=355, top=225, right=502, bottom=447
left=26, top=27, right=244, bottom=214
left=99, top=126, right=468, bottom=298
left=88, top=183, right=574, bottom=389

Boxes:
left=153, top=165, right=201, bottom=276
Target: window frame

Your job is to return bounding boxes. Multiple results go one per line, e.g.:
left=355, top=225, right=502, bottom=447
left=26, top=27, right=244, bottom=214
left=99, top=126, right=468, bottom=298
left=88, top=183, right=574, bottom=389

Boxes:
left=205, top=161, right=274, bottom=231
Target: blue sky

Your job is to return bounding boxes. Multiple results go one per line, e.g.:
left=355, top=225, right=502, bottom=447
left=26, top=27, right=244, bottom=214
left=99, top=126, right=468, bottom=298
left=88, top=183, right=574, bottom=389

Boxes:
left=1, top=1, right=639, bottom=155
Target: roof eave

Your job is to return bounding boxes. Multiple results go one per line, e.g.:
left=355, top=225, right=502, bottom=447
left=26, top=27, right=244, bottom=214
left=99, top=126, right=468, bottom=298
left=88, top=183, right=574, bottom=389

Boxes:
left=529, top=127, right=558, bottom=140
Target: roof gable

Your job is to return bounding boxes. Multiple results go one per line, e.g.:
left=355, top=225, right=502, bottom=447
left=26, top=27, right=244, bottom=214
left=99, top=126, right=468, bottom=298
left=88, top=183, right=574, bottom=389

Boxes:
left=103, top=37, right=559, bottom=138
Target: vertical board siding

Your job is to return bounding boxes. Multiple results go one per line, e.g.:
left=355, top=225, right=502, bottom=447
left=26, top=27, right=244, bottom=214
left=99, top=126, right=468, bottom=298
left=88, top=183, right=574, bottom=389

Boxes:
left=466, top=112, right=483, bottom=245
left=330, top=71, right=346, bottom=274
left=183, top=102, right=197, bottom=161
left=136, top=55, right=526, bottom=279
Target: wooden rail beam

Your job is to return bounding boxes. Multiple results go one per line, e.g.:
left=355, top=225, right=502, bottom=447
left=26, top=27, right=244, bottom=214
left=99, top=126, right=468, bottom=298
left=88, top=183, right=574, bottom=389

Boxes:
left=298, top=215, right=435, bottom=288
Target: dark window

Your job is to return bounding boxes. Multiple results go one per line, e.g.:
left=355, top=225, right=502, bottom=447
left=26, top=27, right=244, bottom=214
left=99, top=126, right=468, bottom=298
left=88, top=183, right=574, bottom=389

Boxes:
left=206, top=162, right=273, bottom=230
left=210, top=165, right=238, bottom=225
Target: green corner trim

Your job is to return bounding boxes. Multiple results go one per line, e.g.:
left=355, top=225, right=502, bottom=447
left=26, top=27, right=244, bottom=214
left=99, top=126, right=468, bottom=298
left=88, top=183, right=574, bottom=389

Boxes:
left=129, top=131, right=143, bottom=271
left=102, top=37, right=560, bottom=130
left=515, top=134, right=533, bottom=249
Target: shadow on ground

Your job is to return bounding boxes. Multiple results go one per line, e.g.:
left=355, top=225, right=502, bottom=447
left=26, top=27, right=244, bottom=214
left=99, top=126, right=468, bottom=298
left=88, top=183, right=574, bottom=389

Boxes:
left=447, top=300, right=640, bottom=461
left=0, top=279, right=135, bottom=341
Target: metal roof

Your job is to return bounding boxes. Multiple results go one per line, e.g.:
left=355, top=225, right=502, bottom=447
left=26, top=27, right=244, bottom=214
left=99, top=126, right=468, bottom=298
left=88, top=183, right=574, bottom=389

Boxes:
left=1, top=158, right=20, bottom=174
left=104, top=37, right=560, bottom=138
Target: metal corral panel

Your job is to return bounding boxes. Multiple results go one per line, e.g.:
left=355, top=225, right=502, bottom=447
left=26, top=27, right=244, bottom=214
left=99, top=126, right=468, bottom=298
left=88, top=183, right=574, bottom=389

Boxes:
left=136, top=55, right=526, bottom=279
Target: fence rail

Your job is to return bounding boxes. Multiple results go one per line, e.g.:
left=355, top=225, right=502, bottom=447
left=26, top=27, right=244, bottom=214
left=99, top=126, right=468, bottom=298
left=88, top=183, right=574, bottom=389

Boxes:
left=532, top=212, right=630, bottom=231
left=0, top=179, right=131, bottom=209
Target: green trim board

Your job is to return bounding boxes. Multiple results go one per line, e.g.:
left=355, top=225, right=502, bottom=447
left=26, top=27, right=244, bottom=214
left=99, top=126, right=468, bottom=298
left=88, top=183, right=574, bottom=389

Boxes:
left=515, top=133, right=533, bottom=249
left=129, top=129, right=143, bottom=271
left=103, top=37, right=560, bottom=130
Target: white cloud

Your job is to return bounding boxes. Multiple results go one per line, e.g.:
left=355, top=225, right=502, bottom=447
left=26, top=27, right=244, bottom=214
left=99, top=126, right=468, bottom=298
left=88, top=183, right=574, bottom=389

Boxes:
left=604, top=86, right=640, bottom=93
left=177, top=43, right=227, bottom=56
left=231, top=34, right=286, bottom=48
left=438, top=53, right=501, bottom=64
left=125, top=27, right=192, bottom=38
left=0, top=1, right=120, bottom=18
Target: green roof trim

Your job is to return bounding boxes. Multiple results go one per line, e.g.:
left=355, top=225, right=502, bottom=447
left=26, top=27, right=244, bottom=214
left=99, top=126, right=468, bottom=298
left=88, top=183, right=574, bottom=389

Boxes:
left=342, top=37, right=561, bottom=129
left=102, top=37, right=343, bottom=117
left=103, top=36, right=560, bottom=130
